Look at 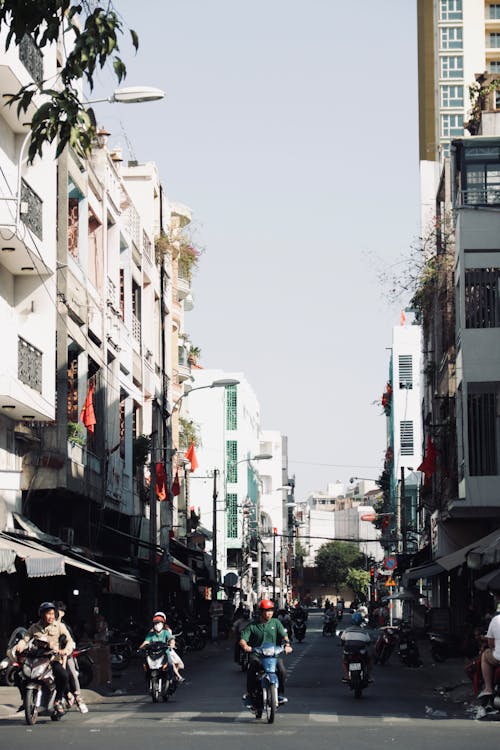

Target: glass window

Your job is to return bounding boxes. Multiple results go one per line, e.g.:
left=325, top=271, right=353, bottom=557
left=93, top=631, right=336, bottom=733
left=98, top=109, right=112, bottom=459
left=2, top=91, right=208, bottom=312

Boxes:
left=440, top=0, right=462, bottom=20
left=440, top=55, right=464, bottom=79
left=490, top=4, right=500, bottom=20
left=490, top=60, right=500, bottom=72
left=441, top=84, right=464, bottom=107
left=490, top=33, right=500, bottom=48
left=440, top=26, right=463, bottom=50
left=467, top=385, right=499, bottom=476
left=226, top=384, right=237, bottom=430
left=226, top=440, right=238, bottom=482
left=441, top=113, right=464, bottom=137
left=227, top=493, right=238, bottom=538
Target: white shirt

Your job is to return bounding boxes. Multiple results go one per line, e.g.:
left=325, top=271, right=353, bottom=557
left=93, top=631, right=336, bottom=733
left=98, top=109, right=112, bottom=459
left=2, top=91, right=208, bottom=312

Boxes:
left=486, top=613, right=500, bottom=660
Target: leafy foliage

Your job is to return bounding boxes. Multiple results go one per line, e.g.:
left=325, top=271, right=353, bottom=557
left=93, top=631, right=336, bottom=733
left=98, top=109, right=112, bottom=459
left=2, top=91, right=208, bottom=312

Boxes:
left=315, top=541, right=365, bottom=592
left=0, top=1, right=138, bottom=162
left=179, top=417, right=201, bottom=451
left=345, top=567, right=370, bottom=599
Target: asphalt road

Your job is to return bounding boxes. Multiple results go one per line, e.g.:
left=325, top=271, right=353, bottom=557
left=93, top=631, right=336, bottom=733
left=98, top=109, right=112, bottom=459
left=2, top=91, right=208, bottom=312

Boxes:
left=1, top=612, right=499, bottom=749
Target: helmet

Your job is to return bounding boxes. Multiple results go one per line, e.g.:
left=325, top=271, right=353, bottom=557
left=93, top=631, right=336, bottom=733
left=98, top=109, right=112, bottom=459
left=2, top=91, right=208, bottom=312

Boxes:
left=258, top=599, right=275, bottom=611
left=152, top=611, right=166, bottom=623
left=351, top=612, right=363, bottom=626
left=38, top=602, right=56, bottom=618
left=357, top=605, right=368, bottom=617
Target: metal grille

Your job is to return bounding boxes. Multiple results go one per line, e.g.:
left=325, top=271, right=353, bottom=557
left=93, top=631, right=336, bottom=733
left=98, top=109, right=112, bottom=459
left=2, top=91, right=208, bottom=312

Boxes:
left=468, top=392, right=497, bottom=476
left=464, top=268, right=500, bottom=328
left=226, top=440, right=238, bottom=482
left=400, top=421, right=414, bottom=456
left=226, top=385, right=237, bottom=430
left=18, top=337, right=42, bottom=393
left=21, top=179, right=43, bottom=239
left=398, top=355, right=413, bottom=389
left=19, top=35, right=43, bottom=84
left=227, top=493, right=238, bottom=538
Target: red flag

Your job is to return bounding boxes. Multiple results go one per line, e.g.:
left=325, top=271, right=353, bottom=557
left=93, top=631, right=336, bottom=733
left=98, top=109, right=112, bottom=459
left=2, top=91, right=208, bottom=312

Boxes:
left=417, top=436, right=437, bottom=481
left=185, top=442, right=199, bottom=472
left=80, top=384, right=96, bottom=433
left=171, top=470, right=180, bottom=497
left=155, top=462, right=166, bottom=501
left=400, top=310, right=406, bottom=326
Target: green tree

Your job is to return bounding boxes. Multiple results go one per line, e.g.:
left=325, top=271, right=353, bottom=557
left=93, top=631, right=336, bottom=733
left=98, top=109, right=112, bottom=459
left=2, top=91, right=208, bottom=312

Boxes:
left=315, top=541, right=365, bottom=592
left=345, top=568, right=370, bottom=600
left=1, top=1, right=138, bottom=162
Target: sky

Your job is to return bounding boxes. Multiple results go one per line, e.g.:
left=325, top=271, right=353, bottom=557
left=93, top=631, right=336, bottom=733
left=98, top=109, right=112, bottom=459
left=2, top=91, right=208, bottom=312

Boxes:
left=92, top=0, right=420, bottom=498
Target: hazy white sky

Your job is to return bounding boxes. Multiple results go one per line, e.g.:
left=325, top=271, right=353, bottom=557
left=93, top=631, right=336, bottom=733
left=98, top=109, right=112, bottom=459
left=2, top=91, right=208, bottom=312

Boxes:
left=94, top=1, right=420, bottom=497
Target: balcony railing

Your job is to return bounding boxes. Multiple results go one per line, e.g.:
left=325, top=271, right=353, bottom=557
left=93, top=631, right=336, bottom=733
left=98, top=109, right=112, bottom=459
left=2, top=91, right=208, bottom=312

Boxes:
left=19, top=35, right=43, bottom=84
left=143, top=230, right=153, bottom=265
left=132, top=313, right=141, bottom=342
left=460, top=185, right=500, bottom=206
left=21, top=179, right=43, bottom=239
left=18, top=336, right=42, bottom=393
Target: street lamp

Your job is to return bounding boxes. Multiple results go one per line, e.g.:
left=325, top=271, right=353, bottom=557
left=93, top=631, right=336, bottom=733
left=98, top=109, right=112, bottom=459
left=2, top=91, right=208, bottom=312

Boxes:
left=85, top=86, right=165, bottom=105
left=172, top=378, right=240, bottom=413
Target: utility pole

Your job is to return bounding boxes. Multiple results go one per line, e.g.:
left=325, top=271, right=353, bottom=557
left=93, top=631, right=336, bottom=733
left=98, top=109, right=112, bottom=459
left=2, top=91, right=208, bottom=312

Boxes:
left=149, top=399, right=159, bottom=614
left=400, top=466, right=407, bottom=555
left=210, top=468, right=219, bottom=641
left=272, top=529, right=277, bottom=603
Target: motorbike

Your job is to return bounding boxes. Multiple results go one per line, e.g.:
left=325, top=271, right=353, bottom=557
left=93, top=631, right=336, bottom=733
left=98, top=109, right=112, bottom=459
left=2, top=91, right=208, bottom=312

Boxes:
left=374, top=626, right=398, bottom=665
left=293, top=618, right=307, bottom=643
left=0, top=626, right=26, bottom=686
left=322, top=613, right=338, bottom=637
left=18, top=638, right=65, bottom=724
left=336, top=604, right=344, bottom=621
left=183, top=621, right=208, bottom=652
left=109, top=630, right=133, bottom=670
left=343, top=642, right=370, bottom=699
left=143, top=642, right=175, bottom=702
left=397, top=623, right=422, bottom=667
left=246, top=644, right=286, bottom=724
left=238, top=645, right=250, bottom=671
left=428, top=630, right=478, bottom=663
left=72, top=645, right=94, bottom=689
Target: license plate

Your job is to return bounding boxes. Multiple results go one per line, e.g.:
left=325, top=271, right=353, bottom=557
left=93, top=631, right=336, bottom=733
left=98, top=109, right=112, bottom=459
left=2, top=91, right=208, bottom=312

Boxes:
left=349, top=663, right=362, bottom=671
left=400, top=643, right=407, bottom=650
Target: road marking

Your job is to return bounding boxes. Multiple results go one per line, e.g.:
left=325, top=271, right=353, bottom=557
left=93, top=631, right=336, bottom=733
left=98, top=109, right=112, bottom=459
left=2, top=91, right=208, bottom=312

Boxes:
left=382, top=715, right=411, bottom=722
left=159, top=711, right=201, bottom=722
left=85, top=710, right=142, bottom=724
left=309, top=712, right=339, bottom=723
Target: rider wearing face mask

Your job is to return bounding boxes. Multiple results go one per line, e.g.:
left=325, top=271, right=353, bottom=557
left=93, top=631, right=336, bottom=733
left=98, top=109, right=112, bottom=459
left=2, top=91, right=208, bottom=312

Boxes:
left=139, top=612, right=173, bottom=648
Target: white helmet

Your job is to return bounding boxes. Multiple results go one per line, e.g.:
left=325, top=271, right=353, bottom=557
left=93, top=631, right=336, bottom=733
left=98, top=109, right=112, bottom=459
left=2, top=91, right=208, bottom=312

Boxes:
left=357, top=605, right=368, bottom=617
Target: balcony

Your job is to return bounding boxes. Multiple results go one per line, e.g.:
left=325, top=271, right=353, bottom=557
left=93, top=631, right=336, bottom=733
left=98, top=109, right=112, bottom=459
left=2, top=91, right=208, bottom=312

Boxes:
left=0, top=179, right=49, bottom=275
left=177, top=272, right=191, bottom=300
left=18, top=337, right=42, bottom=393
left=0, top=36, right=42, bottom=133
left=131, top=313, right=142, bottom=344
left=0, top=335, right=54, bottom=421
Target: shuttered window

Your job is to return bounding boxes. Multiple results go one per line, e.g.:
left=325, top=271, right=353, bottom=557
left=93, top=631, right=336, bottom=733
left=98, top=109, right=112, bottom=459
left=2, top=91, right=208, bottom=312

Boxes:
left=398, top=355, right=413, bottom=389
left=226, top=440, right=238, bottom=482
left=226, top=385, right=237, bottom=430
left=227, top=493, right=238, bottom=538
left=400, top=421, right=414, bottom=456
left=468, top=390, right=497, bottom=475
left=464, top=268, right=500, bottom=328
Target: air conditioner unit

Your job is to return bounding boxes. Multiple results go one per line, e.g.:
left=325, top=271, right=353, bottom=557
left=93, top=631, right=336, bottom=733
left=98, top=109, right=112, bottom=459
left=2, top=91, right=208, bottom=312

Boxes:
left=59, top=527, right=74, bottom=546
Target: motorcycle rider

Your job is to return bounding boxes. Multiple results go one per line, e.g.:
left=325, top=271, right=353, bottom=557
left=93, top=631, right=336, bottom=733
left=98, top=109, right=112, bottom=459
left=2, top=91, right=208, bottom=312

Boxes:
left=15, top=602, right=74, bottom=714
left=340, top=611, right=373, bottom=682
left=55, top=601, right=88, bottom=714
left=239, top=599, right=292, bottom=707
left=478, top=600, right=500, bottom=701
left=139, top=611, right=173, bottom=649
left=233, top=605, right=251, bottom=663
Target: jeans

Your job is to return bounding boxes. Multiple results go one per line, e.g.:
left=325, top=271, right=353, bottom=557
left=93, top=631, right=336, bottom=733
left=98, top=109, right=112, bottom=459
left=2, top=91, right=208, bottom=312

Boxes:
left=246, top=656, right=286, bottom=697
left=52, top=661, right=69, bottom=701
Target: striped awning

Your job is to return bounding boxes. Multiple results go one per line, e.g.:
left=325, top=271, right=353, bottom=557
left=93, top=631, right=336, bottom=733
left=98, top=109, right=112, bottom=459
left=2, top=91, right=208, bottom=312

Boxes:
left=0, top=535, right=65, bottom=577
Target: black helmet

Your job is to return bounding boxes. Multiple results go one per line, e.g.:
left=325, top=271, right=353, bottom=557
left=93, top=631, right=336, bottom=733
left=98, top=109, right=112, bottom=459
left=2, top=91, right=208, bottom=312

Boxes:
left=39, top=601, right=56, bottom=617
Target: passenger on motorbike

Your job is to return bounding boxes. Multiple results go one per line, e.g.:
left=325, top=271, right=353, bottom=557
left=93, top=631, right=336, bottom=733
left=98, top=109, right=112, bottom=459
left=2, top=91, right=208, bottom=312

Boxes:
left=340, top=612, right=373, bottom=682
left=55, top=601, right=88, bottom=713
left=233, top=606, right=251, bottom=663
left=478, top=601, right=500, bottom=701
left=239, top=599, right=292, bottom=707
left=15, top=602, right=74, bottom=714
left=167, top=636, right=185, bottom=683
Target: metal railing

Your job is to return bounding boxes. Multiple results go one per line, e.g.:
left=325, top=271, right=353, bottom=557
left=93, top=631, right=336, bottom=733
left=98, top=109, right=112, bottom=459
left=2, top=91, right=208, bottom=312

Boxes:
left=18, top=336, right=42, bottom=393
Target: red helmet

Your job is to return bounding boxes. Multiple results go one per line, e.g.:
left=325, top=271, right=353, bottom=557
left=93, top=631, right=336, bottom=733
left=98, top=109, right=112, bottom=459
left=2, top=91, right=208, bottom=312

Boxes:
left=259, top=599, right=275, bottom=611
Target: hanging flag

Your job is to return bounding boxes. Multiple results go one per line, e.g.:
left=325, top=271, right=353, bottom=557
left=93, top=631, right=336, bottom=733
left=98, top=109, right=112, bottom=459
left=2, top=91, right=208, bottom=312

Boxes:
left=171, top=470, right=180, bottom=497
left=417, top=435, right=437, bottom=481
left=400, top=309, right=406, bottom=326
left=80, top=384, right=96, bottom=433
left=185, top=442, right=199, bottom=472
left=155, top=462, right=167, bottom=501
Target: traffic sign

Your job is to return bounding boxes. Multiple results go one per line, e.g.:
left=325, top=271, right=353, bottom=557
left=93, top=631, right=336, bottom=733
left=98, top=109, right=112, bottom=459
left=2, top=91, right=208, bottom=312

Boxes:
left=384, top=556, right=397, bottom=570
left=385, top=576, right=396, bottom=587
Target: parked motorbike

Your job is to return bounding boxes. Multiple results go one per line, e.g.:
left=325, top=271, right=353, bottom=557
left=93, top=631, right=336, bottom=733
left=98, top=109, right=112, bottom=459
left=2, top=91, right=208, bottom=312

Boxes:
left=0, top=626, right=26, bottom=686
left=142, top=642, right=175, bottom=702
left=428, top=630, right=478, bottom=663
left=109, top=631, right=133, bottom=671
left=343, top=642, right=370, bottom=698
left=246, top=644, right=287, bottom=724
left=322, top=614, right=337, bottom=637
left=293, top=619, right=307, bottom=643
left=397, top=623, right=422, bottom=667
left=72, top=645, right=94, bottom=689
left=183, top=621, right=208, bottom=652
left=374, top=626, right=398, bottom=665
left=18, top=638, right=65, bottom=724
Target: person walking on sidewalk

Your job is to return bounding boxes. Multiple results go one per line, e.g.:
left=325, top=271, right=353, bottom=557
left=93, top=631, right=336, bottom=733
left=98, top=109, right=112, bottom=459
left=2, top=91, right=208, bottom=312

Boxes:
left=478, top=601, right=500, bottom=702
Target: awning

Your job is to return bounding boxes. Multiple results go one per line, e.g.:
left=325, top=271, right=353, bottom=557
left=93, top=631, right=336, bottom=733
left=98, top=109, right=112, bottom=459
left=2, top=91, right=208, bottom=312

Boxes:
left=474, top=568, right=500, bottom=592
left=437, top=528, right=500, bottom=571
left=170, top=556, right=194, bottom=576
left=13, top=513, right=63, bottom=545
left=402, top=561, right=444, bottom=586
left=0, top=535, right=65, bottom=577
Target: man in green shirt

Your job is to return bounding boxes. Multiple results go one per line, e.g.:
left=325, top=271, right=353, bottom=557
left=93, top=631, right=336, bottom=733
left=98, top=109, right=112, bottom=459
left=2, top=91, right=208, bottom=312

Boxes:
left=239, top=599, right=292, bottom=706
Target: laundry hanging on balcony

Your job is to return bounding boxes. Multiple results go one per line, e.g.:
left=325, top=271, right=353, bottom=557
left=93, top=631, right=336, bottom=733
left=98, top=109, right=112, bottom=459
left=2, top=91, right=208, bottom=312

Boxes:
left=80, top=384, right=96, bottom=433
left=156, top=462, right=167, bottom=501
left=185, top=443, right=198, bottom=472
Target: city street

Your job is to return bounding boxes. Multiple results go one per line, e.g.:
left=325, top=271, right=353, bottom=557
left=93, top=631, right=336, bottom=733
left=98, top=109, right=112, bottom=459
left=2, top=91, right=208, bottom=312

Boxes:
left=1, top=612, right=498, bottom=749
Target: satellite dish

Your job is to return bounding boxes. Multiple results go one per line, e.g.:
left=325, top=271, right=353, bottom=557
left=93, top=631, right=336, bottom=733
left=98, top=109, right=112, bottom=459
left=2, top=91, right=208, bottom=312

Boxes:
left=224, top=572, right=238, bottom=587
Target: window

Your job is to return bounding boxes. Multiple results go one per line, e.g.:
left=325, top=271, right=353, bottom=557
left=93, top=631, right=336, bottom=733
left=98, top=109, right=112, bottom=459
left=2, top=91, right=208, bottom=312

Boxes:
left=440, top=142, right=451, bottom=159
left=467, top=385, right=498, bottom=476
left=226, top=440, right=238, bottom=482
left=440, top=55, right=464, bottom=79
left=67, top=351, right=79, bottom=422
left=490, top=60, right=500, bottom=73
left=441, top=113, right=464, bottom=138
left=398, top=355, right=413, bottom=389
left=464, top=268, right=500, bottom=328
left=400, top=421, right=414, bottom=456
left=226, top=384, right=237, bottom=430
left=464, top=163, right=500, bottom=205
left=441, top=84, right=464, bottom=108
left=496, top=90, right=500, bottom=110
left=490, top=33, right=500, bottom=48
left=440, top=26, right=463, bottom=49
left=227, top=493, right=238, bottom=538
left=440, top=0, right=462, bottom=20
left=490, top=4, right=500, bottom=20
left=119, top=391, right=126, bottom=459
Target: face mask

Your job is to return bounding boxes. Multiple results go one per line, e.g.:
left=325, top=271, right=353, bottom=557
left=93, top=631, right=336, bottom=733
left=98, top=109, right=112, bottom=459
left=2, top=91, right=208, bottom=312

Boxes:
left=153, top=623, right=163, bottom=633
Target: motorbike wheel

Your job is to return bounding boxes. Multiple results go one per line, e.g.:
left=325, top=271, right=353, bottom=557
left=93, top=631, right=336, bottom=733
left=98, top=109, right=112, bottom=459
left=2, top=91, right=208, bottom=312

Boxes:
left=151, top=677, right=160, bottom=703
left=24, top=688, right=38, bottom=725
left=322, top=626, right=327, bottom=637
left=350, top=673, right=363, bottom=699
left=5, top=666, right=18, bottom=687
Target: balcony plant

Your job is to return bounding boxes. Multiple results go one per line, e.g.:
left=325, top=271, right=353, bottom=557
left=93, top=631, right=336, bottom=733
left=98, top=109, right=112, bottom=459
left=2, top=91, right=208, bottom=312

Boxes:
left=67, top=421, right=85, bottom=446
left=179, top=417, right=201, bottom=451
left=178, top=240, right=201, bottom=281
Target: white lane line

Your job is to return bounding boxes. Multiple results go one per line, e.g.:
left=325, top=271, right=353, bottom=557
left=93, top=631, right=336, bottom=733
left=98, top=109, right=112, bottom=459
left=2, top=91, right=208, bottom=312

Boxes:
left=309, top=712, right=339, bottom=723
left=234, top=710, right=253, bottom=722
left=85, top=710, right=139, bottom=724
left=159, top=711, right=201, bottom=722
left=382, top=715, right=411, bottom=722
